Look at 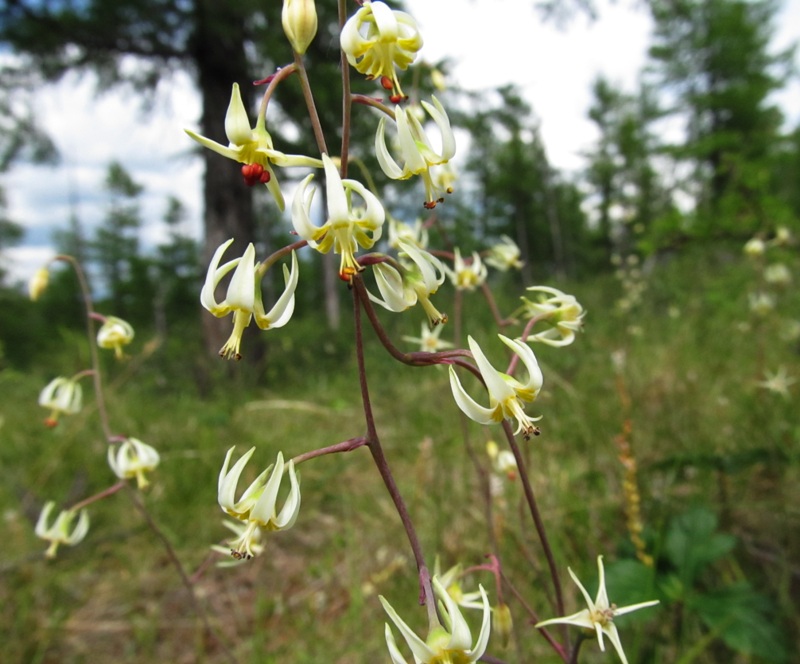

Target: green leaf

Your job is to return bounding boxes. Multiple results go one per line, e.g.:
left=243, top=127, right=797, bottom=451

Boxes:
left=664, top=507, right=736, bottom=583
left=689, top=584, right=788, bottom=663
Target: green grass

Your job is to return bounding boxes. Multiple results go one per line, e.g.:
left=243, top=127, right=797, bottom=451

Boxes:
left=1, top=246, right=798, bottom=663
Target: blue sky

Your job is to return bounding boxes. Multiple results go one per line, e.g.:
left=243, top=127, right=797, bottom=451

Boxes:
left=2, top=0, right=798, bottom=285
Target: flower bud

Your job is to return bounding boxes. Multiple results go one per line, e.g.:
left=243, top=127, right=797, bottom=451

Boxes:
left=493, top=602, right=513, bottom=648
left=282, top=0, right=318, bottom=55
left=29, top=267, right=50, bottom=301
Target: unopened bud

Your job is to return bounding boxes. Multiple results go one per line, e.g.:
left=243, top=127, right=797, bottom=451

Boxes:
left=282, top=0, right=318, bottom=55
left=29, top=267, right=50, bottom=301
left=493, top=602, right=513, bottom=647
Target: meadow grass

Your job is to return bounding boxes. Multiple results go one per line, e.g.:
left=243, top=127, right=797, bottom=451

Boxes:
left=1, top=246, right=798, bottom=663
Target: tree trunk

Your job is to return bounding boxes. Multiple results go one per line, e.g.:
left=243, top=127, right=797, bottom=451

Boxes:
left=191, top=1, right=257, bottom=358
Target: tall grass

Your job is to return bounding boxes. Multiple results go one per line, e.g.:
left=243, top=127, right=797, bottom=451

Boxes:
left=1, top=246, right=797, bottom=662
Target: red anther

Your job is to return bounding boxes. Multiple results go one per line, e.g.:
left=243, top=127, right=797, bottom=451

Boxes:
left=423, top=200, right=437, bottom=210
left=389, top=94, right=406, bottom=104
left=242, top=163, right=266, bottom=187
left=339, top=266, right=357, bottom=282
left=380, top=75, right=394, bottom=90
left=259, top=170, right=271, bottom=184
left=44, top=417, right=58, bottom=428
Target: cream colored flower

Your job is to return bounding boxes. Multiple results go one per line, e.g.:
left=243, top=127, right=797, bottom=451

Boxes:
left=217, top=447, right=301, bottom=560
left=211, top=519, right=265, bottom=566
left=521, top=286, right=585, bottom=347
left=764, top=263, right=791, bottom=286
left=388, top=217, right=428, bottom=250
left=743, top=237, right=766, bottom=258
left=748, top=291, right=775, bottom=316
left=485, top=236, right=523, bottom=272
left=449, top=335, right=543, bottom=438
left=38, top=376, right=83, bottom=427
left=35, top=502, right=90, bottom=559
left=757, top=367, right=795, bottom=399
left=340, top=0, right=423, bottom=101
left=97, top=316, right=135, bottom=359
left=401, top=323, right=453, bottom=353
left=292, top=153, right=385, bottom=280
left=380, top=576, right=491, bottom=664
left=376, top=97, right=456, bottom=209
left=185, top=83, right=322, bottom=210
left=201, top=240, right=298, bottom=360
left=369, top=240, right=447, bottom=326
left=107, top=438, right=160, bottom=489
left=536, top=556, right=659, bottom=664
left=446, top=248, right=487, bottom=291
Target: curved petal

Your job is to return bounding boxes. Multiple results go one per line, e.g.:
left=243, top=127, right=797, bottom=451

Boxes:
left=251, top=452, right=285, bottom=525
left=467, top=336, right=515, bottom=403
left=422, top=96, right=456, bottom=161
left=35, top=502, right=55, bottom=537
left=370, top=0, right=399, bottom=41
left=376, top=118, right=407, bottom=180
left=343, top=179, right=386, bottom=232
left=498, top=335, right=543, bottom=394
left=384, top=623, right=411, bottom=664
left=372, top=263, right=412, bottom=312
left=68, top=509, right=90, bottom=545
left=224, top=243, right=257, bottom=312
left=256, top=251, right=298, bottom=330
left=568, top=566, right=597, bottom=612
left=535, top=608, right=594, bottom=631
left=465, top=585, right=492, bottom=661
left=291, top=173, right=321, bottom=242
left=184, top=129, right=241, bottom=161
left=449, top=366, right=496, bottom=425
left=201, top=239, right=239, bottom=314
left=273, top=460, right=301, bottom=529
left=224, top=83, right=253, bottom=146
left=433, top=577, right=472, bottom=650
left=322, top=153, right=352, bottom=226
left=396, top=108, right=427, bottom=174
left=218, top=446, right=255, bottom=510
left=379, top=595, right=436, bottom=664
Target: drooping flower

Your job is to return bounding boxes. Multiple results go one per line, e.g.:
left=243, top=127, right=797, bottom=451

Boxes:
left=449, top=335, right=543, bottom=439
left=764, top=263, right=791, bottom=286
left=201, top=240, right=298, bottom=360
left=743, top=237, right=766, bottom=258
left=380, top=576, right=491, bottom=664
left=748, top=291, right=775, bottom=316
left=97, top=316, right=135, bottom=359
left=185, top=83, right=322, bottom=210
left=388, top=217, right=428, bottom=250
left=402, top=323, right=453, bottom=353
left=486, top=440, right=517, bottom=479
left=521, top=286, right=585, bottom=347
left=107, top=438, right=161, bottom=489
left=38, top=376, right=83, bottom=427
left=446, top=248, right=487, bottom=291
left=29, top=266, right=50, bottom=301
left=536, top=556, right=659, bottom=664
left=35, top=502, right=90, bottom=559
left=292, top=153, right=385, bottom=281
left=281, top=0, right=317, bottom=55
left=369, top=239, right=447, bottom=326
left=340, top=0, right=423, bottom=101
left=217, top=447, right=301, bottom=560
left=376, top=97, right=456, bottom=209
left=485, top=236, right=523, bottom=272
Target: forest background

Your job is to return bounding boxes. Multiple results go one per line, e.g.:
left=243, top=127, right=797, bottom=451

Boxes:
left=0, top=0, right=798, bottom=662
